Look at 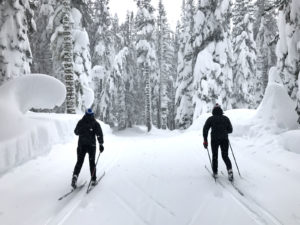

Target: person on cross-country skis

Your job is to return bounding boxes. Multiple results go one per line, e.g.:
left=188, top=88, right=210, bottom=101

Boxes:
left=203, top=103, right=234, bottom=181
left=71, top=108, right=104, bottom=188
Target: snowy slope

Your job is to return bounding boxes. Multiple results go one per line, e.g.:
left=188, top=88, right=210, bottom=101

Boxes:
left=0, top=110, right=300, bottom=225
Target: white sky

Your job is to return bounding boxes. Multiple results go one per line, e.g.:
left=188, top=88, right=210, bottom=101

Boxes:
left=109, top=0, right=182, bottom=30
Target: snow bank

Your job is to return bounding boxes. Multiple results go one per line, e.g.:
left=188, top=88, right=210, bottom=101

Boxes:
left=281, top=130, right=300, bottom=154
left=0, top=113, right=79, bottom=175
left=0, top=74, right=67, bottom=174
left=255, top=68, right=298, bottom=131
left=0, top=74, right=66, bottom=140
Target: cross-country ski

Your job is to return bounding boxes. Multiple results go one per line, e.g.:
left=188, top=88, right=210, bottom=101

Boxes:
left=58, top=181, right=87, bottom=201
left=86, top=171, right=106, bottom=194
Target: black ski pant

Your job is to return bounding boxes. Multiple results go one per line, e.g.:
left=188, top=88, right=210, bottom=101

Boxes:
left=211, top=138, right=232, bottom=174
left=73, top=144, right=97, bottom=181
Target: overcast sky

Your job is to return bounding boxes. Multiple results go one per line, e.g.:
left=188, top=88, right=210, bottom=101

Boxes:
left=109, top=0, right=182, bottom=30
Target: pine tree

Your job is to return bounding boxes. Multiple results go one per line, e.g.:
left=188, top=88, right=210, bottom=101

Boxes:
left=91, top=0, right=113, bottom=68
left=135, top=0, right=157, bottom=131
left=275, top=0, right=300, bottom=122
left=48, top=0, right=93, bottom=113
left=175, top=0, right=195, bottom=129
left=255, top=0, right=277, bottom=104
left=232, top=0, right=257, bottom=109
left=30, top=0, right=54, bottom=75
left=0, top=0, right=35, bottom=85
left=191, top=0, right=234, bottom=119
left=167, top=24, right=180, bottom=130
left=90, top=0, right=115, bottom=121
left=156, top=0, right=173, bottom=129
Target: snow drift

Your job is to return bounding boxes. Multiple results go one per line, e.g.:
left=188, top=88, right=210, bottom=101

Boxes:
left=255, top=67, right=298, bottom=131
left=0, top=74, right=66, bottom=140
left=0, top=74, right=68, bottom=174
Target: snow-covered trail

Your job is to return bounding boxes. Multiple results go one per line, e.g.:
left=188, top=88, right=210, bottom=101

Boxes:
left=0, top=128, right=300, bottom=225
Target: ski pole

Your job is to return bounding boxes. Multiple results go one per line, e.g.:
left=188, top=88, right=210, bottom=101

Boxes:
left=206, top=147, right=213, bottom=169
left=205, top=146, right=216, bottom=182
left=229, top=141, right=242, bottom=178
left=87, top=152, right=101, bottom=190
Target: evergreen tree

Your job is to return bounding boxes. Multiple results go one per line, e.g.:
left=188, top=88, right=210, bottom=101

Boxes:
left=255, top=0, right=277, bottom=103
left=175, top=0, right=195, bottom=129
left=191, top=0, right=234, bottom=120
left=48, top=0, right=93, bottom=113
left=232, top=0, right=257, bottom=109
left=0, top=0, right=35, bottom=85
left=275, top=0, right=300, bottom=122
left=156, top=0, right=173, bottom=129
left=30, top=0, right=54, bottom=75
left=90, top=0, right=115, bottom=121
left=167, top=24, right=180, bottom=130
left=135, top=0, right=157, bottom=131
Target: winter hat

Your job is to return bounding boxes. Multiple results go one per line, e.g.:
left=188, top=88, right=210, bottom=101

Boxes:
left=86, top=108, right=94, bottom=116
left=212, top=103, right=223, bottom=115
left=214, top=103, right=220, bottom=108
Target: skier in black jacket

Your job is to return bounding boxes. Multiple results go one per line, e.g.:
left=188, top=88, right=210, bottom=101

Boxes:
left=203, top=104, right=233, bottom=181
left=71, top=108, right=104, bottom=188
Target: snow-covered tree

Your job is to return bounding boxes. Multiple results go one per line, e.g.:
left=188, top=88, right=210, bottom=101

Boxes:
left=275, top=0, right=300, bottom=122
left=89, top=0, right=115, bottom=120
left=104, top=47, right=136, bottom=129
left=91, top=0, right=113, bottom=68
left=156, top=0, right=174, bottom=129
left=191, top=0, right=233, bottom=119
left=135, top=0, right=157, bottom=131
left=255, top=0, right=277, bottom=101
left=30, top=0, right=54, bottom=75
left=48, top=0, right=93, bottom=113
left=175, top=0, right=195, bottom=129
left=167, top=27, right=179, bottom=130
left=0, top=0, right=35, bottom=86
left=232, top=0, right=257, bottom=108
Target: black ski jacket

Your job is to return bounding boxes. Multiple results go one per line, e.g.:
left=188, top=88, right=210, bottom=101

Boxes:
left=74, top=114, right=104, bottom=147
left=203, top=107, right=233, bottom=142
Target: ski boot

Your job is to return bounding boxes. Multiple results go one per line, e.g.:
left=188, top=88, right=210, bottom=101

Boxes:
left=213, top=172, right=218, bottom=179
left=71, top=175, right=78, bottom=189
left=228, top=169, right=234, bottom=182
left=91, top=178, right=98, bottom=186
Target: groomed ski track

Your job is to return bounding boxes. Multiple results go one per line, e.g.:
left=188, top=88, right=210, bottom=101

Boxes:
left=0, top=128, right=299, bottom=225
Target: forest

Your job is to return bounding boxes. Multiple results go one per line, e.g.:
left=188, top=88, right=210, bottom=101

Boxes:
left=0, top=0, right=299, bottom=131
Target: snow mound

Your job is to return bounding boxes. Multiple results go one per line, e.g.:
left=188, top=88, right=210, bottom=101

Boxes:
left=281, top=130, right=300, bottom=154
left=0, top=74, right=67, bottom=174
left=0, top=74, right=66, bottom=114
left=0, top=74, right=66, bottom=141
left=255, top=68, right=298, bottom=130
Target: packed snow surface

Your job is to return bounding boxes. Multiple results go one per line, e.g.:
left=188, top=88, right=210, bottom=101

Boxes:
left=0, top=109, right=300, bottom=225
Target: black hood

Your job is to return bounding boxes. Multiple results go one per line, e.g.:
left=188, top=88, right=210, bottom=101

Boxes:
left=212, top=106, right=223, bottom=116
left=83, top=114, right=94, bottom=121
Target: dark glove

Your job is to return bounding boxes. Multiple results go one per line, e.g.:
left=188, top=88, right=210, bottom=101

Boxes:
left=203, top=141, right=208, bottom=149
left=99, top=144, right=104, bottom=153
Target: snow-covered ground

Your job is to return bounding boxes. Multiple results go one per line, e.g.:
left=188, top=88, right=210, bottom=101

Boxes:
left=1, top=72, right=300, bottom=225
left=0, top=109, right=300, bottom=225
